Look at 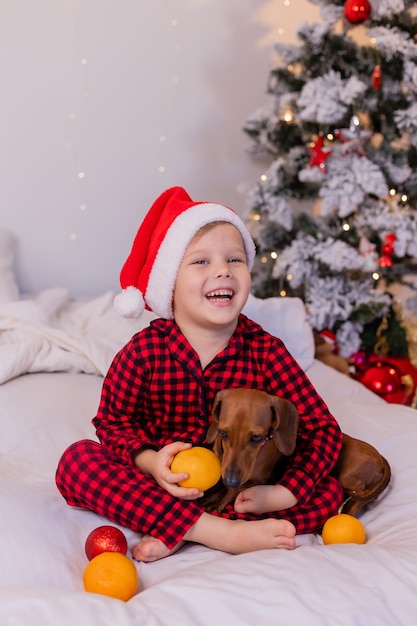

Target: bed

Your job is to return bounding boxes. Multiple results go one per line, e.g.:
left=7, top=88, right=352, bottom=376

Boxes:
left=1, top=228, right=417, bottom=626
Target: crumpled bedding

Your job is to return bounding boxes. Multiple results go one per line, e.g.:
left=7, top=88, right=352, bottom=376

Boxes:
left=0, top=290, right=315, bottom=384
left=0, top=288, right=155, bottom=383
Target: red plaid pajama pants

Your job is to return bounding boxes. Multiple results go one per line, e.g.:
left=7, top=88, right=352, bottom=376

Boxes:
left=56, top=439, right=344, bottom=550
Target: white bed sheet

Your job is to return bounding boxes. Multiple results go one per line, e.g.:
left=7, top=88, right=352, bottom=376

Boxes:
left=1, top=361, right=417, bottom=626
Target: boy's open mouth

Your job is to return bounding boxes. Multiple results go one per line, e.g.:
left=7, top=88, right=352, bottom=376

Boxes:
left=205, top=289, right=233, bottom=302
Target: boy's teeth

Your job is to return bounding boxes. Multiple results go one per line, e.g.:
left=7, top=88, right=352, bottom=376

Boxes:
left=207, top=289, right=233, bottom=299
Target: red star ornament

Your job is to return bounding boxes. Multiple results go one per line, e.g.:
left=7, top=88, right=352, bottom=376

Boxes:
left=309, top=135, right=331, bottom=172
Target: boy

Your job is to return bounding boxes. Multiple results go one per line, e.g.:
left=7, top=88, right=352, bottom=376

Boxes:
left=56, top=186, right=344, bottom=562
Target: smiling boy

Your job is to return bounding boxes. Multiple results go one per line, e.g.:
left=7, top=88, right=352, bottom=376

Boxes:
left=56, top=186, right=344, bottom=562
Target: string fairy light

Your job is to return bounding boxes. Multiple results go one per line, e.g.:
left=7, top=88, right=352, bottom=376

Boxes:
left=281, top=107, right=294, bottom=123
left=60, top=0, right=94, bottom=252
left=156, top=12, right=182, bottom=177
left=62, top=1, right=184, bottom=255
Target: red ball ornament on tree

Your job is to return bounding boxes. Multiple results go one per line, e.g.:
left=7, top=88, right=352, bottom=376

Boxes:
left=379, top=232, right=396, bottom=267
left=379, top=254, right=393, bottom=268
left=381, top=243, right=394, bottom=256
left=344, top=0, right=371, bottom=24
left=361, top=363, right=402, bottom=396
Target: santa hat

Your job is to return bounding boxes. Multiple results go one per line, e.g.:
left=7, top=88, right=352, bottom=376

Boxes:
left=114, top=186, right=256, bottom=319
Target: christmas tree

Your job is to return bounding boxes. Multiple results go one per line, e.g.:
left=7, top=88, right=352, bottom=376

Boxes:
left=244, top=0, right=417, bottom=359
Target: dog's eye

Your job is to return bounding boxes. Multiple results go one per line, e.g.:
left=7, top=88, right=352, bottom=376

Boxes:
left=218, top=429, right=229, bottom=441
left=249, top=435, right=264, bottom=445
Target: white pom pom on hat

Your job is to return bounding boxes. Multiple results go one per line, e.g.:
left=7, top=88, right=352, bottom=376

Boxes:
left=113, top=286, right=145, bottom=319
left=114, top=186, right=256, bottom=319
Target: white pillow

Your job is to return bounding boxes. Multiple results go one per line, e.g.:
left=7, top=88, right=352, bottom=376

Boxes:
left=0, top=229, right=19, bottom=303
left=242, top=293, right=315, bottom=371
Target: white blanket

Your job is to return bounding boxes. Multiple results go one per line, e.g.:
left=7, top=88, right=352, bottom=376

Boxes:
left=0, top=289, right=154, bottom=383
left=0, top=290, right=315, bottom=384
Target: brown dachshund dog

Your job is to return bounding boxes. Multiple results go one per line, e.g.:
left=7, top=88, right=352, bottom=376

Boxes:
left=202, top=388, right=391, bottom=516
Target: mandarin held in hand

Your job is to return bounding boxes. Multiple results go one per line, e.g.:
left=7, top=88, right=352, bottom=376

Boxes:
left=83, top=551, right=139, bottom=601
left=171, top=446, right=221, bottom=491
left=85, top=525, right=128, bottom=560
left=322, top=513, right=366, bottom=545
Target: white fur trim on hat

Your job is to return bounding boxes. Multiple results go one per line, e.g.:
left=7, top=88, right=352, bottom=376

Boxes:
left=145, top=203, right=255, bottom=319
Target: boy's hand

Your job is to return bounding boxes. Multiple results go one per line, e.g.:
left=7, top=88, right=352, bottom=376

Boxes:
left=136, top=441, right=203, bottom=500
left=234, top=484, right=297, bottom=514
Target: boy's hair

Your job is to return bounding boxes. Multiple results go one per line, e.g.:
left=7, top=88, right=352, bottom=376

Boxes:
left=190, top=220, right=241, bottom=242
left=114, top=187, right=255, bottom=320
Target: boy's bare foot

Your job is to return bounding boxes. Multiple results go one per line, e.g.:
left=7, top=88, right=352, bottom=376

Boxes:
left=132, top=535, right=185, bottom=562
left=185, top=516, right=297, bottom=554
left=132, top=515, right=296, bottom=562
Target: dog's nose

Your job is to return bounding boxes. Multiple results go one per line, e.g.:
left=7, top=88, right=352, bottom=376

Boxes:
left=223, top=470, right=241, bottom=489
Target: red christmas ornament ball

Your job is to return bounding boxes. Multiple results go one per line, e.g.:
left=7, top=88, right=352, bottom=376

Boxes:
left=385, top=233, right=396, bottom=245
left=379, top=254, right=393, bottom=267
left=360, top=363, right=402, bottom=396
left=381, top=244, right=394, bottom=256
left=344, top=0, right=371, bottom=23
left=351, top=350, right=368, bottom=374
left=85, top=525, right=128, bottom=561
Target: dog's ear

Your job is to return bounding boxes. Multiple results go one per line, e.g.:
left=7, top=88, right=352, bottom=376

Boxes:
left=270, top=397, right=299, bottom=456
left=206, top=390, right=227, bottom=443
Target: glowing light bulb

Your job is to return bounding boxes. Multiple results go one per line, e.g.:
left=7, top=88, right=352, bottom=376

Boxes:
left=260, top=174, right=268, bottom=181
left=282, top=108, right=293, bottom=123
left=270, top=251, right=278, bottom=260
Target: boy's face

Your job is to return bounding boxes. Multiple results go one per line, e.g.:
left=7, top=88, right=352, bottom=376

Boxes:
left=173, top=223, right=251, bottom=333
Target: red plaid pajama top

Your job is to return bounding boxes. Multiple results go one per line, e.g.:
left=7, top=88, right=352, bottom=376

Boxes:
left=56, top=314, right=344, bottom=549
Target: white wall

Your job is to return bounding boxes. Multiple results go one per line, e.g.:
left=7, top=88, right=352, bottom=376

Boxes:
left=0, top=0, right=319, bottom=296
